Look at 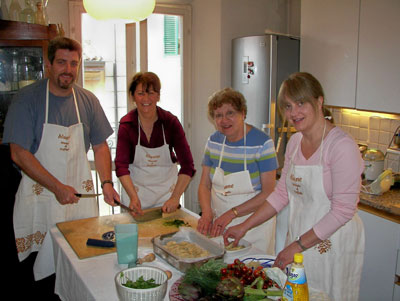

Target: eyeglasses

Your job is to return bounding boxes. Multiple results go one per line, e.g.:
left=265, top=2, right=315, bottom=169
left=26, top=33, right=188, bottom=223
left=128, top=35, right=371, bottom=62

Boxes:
left=214, top=110, right=238, bottom=120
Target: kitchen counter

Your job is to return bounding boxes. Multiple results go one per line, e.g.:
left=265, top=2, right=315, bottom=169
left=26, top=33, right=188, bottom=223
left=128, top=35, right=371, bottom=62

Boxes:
left=359, top=186, right=400, bottom=224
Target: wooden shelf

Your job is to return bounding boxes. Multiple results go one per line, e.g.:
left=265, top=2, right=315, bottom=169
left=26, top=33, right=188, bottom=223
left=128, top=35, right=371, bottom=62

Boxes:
left=0, top=20, right=57, bottom=40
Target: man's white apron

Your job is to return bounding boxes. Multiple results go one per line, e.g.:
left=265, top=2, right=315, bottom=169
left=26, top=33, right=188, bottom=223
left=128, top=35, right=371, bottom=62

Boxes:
left=121, top=117, right=178, bottom=209
left=285, top=122, right=364, bottom=300
left=13, top=80, right=98, bottom=280
left=211, top=124, right=276, bottom=254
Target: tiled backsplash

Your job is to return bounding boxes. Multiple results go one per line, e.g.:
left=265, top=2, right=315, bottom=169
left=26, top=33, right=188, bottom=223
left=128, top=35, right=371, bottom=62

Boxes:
left=329, top=107, right=400, bottom=173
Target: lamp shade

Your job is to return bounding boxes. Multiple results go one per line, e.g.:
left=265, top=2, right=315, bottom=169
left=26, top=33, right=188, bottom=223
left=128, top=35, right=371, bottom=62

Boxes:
left=83, top=0, right=156, bottom=21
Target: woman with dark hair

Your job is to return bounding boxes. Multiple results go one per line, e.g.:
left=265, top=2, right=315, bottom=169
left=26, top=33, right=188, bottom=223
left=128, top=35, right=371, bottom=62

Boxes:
left=115, top=72, right=195, bottom=214
left=224, top=72, right=365, bottom=300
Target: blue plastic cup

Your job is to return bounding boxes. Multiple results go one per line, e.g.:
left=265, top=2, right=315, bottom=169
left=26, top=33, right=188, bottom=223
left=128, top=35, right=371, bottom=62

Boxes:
left=115, top=223, right=138, bottom=265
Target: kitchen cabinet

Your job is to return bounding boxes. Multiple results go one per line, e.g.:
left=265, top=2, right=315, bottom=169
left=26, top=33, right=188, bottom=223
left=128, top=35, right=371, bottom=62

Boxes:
left=300, top=0, right=359, bottom=108
left=356, top=0, right=400, bottom=113
left=358, top=209, right=400, bottom=301
left=300, top=0, right=400, bottom=114
left=0, top=20, right=57, bottom=139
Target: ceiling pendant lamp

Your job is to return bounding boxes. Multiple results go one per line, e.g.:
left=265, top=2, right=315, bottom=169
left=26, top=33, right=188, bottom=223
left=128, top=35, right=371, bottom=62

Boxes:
left=83, top=0, right=156, bottom=21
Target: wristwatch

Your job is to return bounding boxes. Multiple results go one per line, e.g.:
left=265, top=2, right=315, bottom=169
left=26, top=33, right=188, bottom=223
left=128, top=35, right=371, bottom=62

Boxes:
left=295, top=236, right=307, bottom=251
left=101, top=180, right=114, bottom=189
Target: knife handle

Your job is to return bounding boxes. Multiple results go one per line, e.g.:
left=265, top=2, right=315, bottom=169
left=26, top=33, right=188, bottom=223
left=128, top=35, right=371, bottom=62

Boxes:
left=86, top=238, right=115, bottom=248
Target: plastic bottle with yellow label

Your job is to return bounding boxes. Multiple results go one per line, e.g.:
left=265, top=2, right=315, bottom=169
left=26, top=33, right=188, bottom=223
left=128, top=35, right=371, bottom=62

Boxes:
left=283, top=253, right=309, bottom=301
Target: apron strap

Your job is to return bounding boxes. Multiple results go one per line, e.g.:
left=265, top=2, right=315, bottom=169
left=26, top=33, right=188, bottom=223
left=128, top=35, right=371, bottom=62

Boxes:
left=319, top=120, right=327, bottom=165
left=217, top=122, right=247, bottom=171
left=45, top=79, right=80, bottom=124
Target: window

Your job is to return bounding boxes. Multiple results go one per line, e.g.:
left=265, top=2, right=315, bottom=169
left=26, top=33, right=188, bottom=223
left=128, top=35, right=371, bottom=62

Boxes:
left=164, top=15, right=179, bottom=56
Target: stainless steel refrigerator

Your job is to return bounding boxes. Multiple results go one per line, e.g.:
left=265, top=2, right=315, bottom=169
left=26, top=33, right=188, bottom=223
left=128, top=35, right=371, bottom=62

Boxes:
left=232, top=34, right=300, bottom=168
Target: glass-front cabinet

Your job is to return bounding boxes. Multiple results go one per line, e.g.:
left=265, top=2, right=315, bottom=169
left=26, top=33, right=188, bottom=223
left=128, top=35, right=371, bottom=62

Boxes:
left=0, top=20, right=57, bottom=140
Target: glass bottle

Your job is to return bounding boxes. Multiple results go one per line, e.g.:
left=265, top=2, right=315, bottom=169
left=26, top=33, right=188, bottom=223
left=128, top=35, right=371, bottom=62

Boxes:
left=282, top=253, right=309, bottom=301
left=20, top=0, right=35, bottom=24
left=35, top=1, right=45, bottom=25
left=10, top=49, right=19, bottom=91
left=18, top=55, right=36, bottom=88
left=8, top=0, right=22, bottom=21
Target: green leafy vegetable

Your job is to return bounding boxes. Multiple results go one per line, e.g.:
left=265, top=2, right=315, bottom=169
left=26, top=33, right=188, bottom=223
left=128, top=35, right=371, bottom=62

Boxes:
left=163, top=219, right=190, bottom=228
left=121, top=275, right=160, bottom=289
left=182, top=259, right=226, bottom=296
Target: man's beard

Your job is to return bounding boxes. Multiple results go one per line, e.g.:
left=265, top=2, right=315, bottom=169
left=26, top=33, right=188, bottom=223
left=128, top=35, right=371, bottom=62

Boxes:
left=57, top=73, right=75, bottom=89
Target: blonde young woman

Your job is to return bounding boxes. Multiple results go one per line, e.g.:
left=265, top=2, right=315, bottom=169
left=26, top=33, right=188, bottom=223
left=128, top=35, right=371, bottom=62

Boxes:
left=224, top=72, right=365, bottom=300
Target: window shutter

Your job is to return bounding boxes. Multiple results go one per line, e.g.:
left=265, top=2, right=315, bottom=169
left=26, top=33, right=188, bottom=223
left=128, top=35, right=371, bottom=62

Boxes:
left=164, top=15, right=179, bottom=56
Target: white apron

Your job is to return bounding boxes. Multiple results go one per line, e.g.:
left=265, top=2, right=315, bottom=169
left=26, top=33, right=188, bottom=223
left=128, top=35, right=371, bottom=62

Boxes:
left=286, top=123, right=364, bottom=300
left=211, top=124, right=276, bottom=254
left=13, top=80, right=98, bottom=280
left=121, top=117, right=178, bottom=209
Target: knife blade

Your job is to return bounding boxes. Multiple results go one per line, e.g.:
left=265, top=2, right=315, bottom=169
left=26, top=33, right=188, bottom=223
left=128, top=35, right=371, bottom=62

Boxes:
left=75, top=193, right=102, bottom=198
left=114, top=200, right=181, bottom=222
left=114, top=200, right=162, bottom=222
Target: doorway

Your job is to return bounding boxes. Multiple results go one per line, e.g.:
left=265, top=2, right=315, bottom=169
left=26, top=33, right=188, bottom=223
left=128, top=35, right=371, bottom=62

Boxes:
left=69, top=3, right=192, bottom=216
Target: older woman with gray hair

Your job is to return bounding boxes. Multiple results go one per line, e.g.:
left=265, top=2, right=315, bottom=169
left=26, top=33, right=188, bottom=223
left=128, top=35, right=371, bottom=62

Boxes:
left=197, top=88, right=278, bottom=254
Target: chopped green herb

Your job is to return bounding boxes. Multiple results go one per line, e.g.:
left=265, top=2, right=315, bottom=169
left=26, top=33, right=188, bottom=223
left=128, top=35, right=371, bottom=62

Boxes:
left=121, top=275, right=160, bottom=289
left=163, top=219, right=190, bottom=228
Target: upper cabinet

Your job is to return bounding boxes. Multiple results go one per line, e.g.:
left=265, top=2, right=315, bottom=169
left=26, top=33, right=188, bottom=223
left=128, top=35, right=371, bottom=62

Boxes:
left=301, top=0, right=400, bottom=114
left=300, top=0, right=359, bottom=108
left=356, top=0, right=400, bottom=113
left=0, top=20, right=58, bottom=139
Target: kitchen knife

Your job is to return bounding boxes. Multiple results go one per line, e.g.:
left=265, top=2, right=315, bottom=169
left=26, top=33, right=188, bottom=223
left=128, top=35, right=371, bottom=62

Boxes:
left=86, top=238, right=115, bottom=248
left=75, top=193, right=102, bottom=198
left=114, top=200, right=181, bottom=222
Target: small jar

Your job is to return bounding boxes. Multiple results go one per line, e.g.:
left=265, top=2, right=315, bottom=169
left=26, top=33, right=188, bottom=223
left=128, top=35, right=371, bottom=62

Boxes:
left=18, top=56, right=36, bottom=88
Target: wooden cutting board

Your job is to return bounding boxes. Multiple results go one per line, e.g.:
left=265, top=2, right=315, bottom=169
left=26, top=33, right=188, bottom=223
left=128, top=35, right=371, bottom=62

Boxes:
left=56, top=209, right=199, bottom=259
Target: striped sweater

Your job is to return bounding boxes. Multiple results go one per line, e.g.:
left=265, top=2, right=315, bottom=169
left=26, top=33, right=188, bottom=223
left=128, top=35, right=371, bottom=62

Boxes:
left=202, top=126, right=278, bottom=191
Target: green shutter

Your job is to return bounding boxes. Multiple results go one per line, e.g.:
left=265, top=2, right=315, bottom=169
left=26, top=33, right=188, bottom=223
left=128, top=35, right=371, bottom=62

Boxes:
left=164, top=15, right=179, bottom=56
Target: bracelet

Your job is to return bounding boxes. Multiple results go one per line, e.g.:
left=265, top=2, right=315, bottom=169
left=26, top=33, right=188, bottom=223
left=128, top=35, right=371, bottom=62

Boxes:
left=101, top=180, right=114, bottom=189
left=231, top=207, right=239, bottom=217
left=295, top=236, right=307, bottom=251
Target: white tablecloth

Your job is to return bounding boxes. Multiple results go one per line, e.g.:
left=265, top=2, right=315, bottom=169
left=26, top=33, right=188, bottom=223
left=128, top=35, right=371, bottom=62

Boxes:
left=50, top=210, right=262, bottom=301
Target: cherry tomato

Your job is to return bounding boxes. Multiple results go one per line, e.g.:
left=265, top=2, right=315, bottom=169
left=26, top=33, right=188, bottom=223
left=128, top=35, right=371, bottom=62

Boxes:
left=221, top=268, right=228, bottom=276
left=255, top=265, right=264, bottom=271
left=253, top=270, right=260, bottom=278
left=234, top=270, right=241, bottom=278
left=241, top=266, right=248, bottom=274
left=234, top=259, right=241, bottom=265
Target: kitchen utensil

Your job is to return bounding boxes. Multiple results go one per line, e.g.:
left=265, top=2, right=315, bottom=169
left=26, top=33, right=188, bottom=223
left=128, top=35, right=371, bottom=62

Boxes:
left=362, top=149, right=385, bottom=181
left=113, top=200, right=163, bottom=222
left=114, top=200, right=181, bottom=222
left=115, top=223, right=138, bottom=265
left=115, top=266, right=168, bottom=301
left=86, top=238, right=115, bottom=248
left=361, top=169, right=394, bottom=195
left=136, top=253, right=156, bottom=264
left=134, top=207, right=163, bottom=222
left=75, top=193, right=101, bottom=198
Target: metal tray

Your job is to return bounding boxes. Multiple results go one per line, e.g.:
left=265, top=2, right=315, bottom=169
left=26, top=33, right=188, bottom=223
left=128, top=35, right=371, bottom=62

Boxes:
left=152, top=227, right=225, bottom=272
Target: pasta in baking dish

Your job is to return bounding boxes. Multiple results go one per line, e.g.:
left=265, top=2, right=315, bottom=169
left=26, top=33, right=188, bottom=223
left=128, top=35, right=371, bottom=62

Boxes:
left=164, top=240, right=210, bottom=258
